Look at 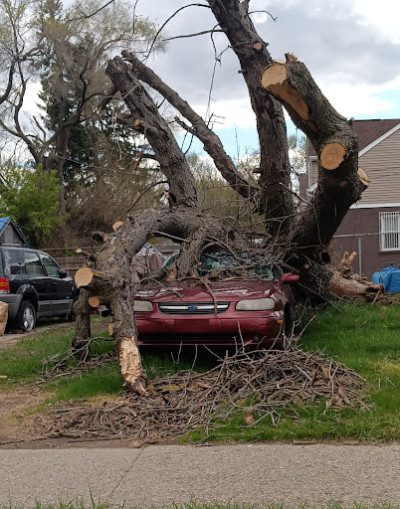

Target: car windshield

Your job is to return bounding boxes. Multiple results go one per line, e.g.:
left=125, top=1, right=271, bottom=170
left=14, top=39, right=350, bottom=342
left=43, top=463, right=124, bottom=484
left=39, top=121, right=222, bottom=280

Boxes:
left=199, top=251, right=274, bottom=280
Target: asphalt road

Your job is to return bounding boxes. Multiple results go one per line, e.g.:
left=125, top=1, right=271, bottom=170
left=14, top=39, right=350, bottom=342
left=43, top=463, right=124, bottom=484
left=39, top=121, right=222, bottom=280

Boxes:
left=1, top=443, right=399, bottom=507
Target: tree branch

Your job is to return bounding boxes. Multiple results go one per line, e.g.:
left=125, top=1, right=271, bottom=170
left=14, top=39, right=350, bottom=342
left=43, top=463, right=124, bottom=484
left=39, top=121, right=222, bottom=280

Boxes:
left=163, top=28, right=224, bottom=42
left=207, top=0, right=295, bottom=236
left=122, top=50, right=260, bottom=207
left=106, top=56, right=199, bottom=208
left=146, top=3, right=211, bottom=57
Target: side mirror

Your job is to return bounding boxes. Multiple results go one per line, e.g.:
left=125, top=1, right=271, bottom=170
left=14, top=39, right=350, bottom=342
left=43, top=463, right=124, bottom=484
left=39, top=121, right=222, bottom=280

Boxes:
left=59, top=269, right=68, bottom=278
left=282, top=273, right=300, bottom=284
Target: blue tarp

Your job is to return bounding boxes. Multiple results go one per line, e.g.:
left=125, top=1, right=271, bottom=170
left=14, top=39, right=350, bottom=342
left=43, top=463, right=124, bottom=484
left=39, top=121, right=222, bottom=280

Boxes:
left=372, top=266, right=400, bottom=293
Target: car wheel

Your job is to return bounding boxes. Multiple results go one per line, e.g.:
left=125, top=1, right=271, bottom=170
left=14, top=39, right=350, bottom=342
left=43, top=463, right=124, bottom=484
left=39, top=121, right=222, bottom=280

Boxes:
left=16, top=301, right=36, bottom=332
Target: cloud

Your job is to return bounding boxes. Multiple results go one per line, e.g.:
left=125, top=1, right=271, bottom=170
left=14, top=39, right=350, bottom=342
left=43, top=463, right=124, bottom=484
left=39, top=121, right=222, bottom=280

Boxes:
left=353, top=0, right=400, bottom=44
left=138, top=0, right=400, bottom=131
left=23, top=82, right=44, bottom=117
left=322, top=80, right=397, bottom=118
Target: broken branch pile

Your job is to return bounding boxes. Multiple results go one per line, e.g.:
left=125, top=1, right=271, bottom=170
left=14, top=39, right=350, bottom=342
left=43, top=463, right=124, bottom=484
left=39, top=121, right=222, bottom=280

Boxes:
left=35, top=346, right=367, bottom=442
left=41, top=338, right=115, bottom=378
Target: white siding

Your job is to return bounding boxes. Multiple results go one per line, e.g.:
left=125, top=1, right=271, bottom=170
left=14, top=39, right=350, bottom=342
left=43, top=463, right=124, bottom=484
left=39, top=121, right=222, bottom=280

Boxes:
left=357, top=128, right=400, bottom=205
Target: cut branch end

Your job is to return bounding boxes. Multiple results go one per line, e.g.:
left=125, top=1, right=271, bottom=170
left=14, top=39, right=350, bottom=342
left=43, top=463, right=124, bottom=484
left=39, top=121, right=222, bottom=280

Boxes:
left=75, top=268, right=109, bottom=288
left=261, top=63, right=309, bottom=121
left=112, top=221, right=124, bottom=231
left=88, top=296, right=101, bottom=308
left=320, top=143, right=346, bottom=170
left=358, top=167, right=370, bottom=187
left=75, top=267, right=94, bottom=288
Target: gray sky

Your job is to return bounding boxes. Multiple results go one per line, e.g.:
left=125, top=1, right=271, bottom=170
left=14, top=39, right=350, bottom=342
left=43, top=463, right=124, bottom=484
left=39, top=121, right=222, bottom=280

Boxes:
left=130, top=0, right=400, bottom=155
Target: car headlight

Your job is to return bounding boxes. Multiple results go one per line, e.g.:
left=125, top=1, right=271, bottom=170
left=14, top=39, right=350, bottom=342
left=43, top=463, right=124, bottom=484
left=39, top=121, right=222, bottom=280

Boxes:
left=133, top=300, right=153, bottom=312
left=235, top=298, right=275, bottom=311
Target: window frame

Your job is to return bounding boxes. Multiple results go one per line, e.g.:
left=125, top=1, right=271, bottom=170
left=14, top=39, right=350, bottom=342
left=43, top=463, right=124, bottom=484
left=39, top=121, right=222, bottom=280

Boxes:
left=39, top=252, right=62, bottom=277
left=379, top=211, right=400, bottom=252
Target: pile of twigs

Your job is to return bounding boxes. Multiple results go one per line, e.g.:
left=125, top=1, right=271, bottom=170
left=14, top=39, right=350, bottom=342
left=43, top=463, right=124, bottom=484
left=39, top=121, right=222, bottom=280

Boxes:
left=40, top=338, right=115, bottom=380
left=35, top=346, right=368, bottom=442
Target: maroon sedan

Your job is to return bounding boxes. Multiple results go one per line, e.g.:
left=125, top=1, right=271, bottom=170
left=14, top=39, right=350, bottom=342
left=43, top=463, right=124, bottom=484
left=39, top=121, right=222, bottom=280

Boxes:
left=133, top=253, right=299, bottom=347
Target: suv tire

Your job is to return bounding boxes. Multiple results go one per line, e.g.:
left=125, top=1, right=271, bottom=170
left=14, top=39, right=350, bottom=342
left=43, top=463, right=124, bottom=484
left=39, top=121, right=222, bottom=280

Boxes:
left=16, top=300, right=36, bottom=332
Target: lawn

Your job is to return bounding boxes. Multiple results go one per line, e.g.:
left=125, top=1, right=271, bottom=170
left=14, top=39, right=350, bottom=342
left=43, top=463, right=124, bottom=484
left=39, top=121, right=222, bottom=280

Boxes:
left=2, top=302, right=400, bottom=443
left=189, top=302, right=400, bottom=443
left=0, top=321, right=215, bottom=402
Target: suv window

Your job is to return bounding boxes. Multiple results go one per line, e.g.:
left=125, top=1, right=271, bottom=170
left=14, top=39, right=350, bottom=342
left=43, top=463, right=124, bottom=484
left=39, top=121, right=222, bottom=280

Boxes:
left=40, top=253, right=61, bottom=277
left=3, top=248, right=26, bottom=275
left=25, top=251, right=44, bottom=276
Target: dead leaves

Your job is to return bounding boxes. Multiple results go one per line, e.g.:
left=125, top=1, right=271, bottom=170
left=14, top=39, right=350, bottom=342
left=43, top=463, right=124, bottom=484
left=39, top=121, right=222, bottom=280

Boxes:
left=243, top=408, right=255, bottom=427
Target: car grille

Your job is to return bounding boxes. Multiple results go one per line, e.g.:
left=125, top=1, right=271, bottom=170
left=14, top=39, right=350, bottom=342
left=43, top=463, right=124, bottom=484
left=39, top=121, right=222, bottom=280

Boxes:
left=158, top=302, right=230, bottom=315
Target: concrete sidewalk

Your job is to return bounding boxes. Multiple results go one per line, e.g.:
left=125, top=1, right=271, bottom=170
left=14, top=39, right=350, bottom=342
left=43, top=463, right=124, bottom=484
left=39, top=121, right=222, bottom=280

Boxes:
left=1, top=443, right=400, bottom=507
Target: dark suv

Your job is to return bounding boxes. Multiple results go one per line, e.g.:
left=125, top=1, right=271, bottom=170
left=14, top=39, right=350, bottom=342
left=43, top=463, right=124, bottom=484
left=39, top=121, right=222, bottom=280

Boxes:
left=0, top=246, right=77, bottom=332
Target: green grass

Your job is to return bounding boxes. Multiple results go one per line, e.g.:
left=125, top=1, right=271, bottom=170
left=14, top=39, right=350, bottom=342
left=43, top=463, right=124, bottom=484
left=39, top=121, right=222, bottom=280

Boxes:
left=0, top=329, right=76, bottom=383
left=188, top=302, right=400, bottom=443
left=4, top=303, right=400, bottom=443
left=0, top=321, right=215, bottom=404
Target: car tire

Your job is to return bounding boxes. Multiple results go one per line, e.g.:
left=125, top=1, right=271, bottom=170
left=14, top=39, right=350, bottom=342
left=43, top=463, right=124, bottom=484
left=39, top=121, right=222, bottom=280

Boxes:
left=16, top=301, right=36, bottom=332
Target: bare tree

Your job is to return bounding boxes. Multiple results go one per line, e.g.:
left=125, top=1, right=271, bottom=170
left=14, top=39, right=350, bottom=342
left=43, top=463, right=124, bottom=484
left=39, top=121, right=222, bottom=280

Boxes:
left=0, top=0, right=158, bottom=215
left=73, top=0, right=367, bottom=392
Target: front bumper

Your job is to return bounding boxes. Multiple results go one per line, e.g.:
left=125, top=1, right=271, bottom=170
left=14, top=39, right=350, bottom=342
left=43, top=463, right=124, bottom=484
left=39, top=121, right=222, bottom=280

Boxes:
left=136, top=309, right=284, bottom=346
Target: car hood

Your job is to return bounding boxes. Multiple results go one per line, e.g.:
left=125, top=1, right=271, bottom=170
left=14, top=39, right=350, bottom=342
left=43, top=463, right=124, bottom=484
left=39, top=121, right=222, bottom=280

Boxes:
left=135, top=279, right=280, bottom=302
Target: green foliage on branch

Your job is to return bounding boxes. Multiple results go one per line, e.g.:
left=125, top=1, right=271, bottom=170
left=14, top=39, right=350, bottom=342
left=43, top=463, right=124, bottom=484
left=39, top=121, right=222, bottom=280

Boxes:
left=0, top=164, right=63, bottom=247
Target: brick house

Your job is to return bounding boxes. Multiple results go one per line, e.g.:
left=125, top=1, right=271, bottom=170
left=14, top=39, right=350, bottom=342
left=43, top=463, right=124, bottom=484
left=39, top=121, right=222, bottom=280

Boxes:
left=303, top=119, right=400, bottom=278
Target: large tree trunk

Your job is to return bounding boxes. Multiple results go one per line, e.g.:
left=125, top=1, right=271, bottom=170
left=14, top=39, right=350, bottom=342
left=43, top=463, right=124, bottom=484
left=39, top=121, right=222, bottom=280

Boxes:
left=106, top=57, right=199, bottom=209
left=261, top=55, right=366, bottom=300
left=71, top=288, right=91, bottom=357
left=208, top=0, right=295, bottom=237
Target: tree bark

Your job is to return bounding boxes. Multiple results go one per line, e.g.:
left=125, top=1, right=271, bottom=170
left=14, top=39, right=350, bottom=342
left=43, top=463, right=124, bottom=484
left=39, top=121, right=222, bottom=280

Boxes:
left=260, top=55, right=364, bottom=299
left=71, top=288, right=91, bottom=357
left=106, top=57, right=199, bottom=209
left=328, top=251, right=386, bottom=303
left=207, top=0, right=295, bottom=237
left=74, top=205, right=230, bottom=391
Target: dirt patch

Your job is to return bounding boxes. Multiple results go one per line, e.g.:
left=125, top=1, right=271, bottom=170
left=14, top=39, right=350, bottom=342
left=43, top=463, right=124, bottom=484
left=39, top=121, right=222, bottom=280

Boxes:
left=0, top=387, right=152, bottom=450
left=0, top=386, right=51, bottom=443
left=0, top=387, right=143, bottom=449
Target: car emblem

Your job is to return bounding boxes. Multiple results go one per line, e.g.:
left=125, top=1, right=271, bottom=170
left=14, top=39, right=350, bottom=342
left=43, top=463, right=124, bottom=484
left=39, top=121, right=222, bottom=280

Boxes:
left=188, top=305, right=198, bottom=310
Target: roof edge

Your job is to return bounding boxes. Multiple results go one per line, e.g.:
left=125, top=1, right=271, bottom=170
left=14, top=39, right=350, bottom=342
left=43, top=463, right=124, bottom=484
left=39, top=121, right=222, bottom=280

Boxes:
left=359, top=122, right=400, bottom=157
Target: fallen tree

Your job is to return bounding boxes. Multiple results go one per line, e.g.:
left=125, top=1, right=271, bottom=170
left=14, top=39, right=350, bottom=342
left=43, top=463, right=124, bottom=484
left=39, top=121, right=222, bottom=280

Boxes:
left=72, top=0, right=369, bottom=391
left=330, top=251, right=387, bottom=303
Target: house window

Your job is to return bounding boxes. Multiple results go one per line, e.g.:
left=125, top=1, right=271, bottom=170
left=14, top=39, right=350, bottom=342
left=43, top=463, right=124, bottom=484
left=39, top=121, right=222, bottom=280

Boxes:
left=380, top=212, right=400, bottom=251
